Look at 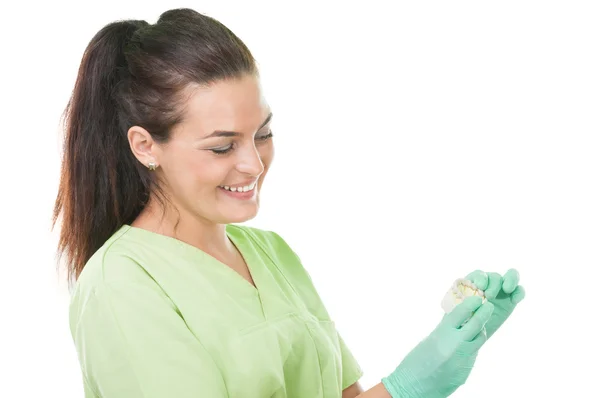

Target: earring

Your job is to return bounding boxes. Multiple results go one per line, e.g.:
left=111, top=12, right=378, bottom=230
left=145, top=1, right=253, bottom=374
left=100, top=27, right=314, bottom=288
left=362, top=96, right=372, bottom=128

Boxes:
left=147, top=161, right=157, bottom=171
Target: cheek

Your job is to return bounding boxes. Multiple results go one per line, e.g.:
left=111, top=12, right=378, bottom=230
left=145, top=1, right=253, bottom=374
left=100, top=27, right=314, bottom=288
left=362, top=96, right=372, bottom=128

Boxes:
left=258, top=147, right=274, bottom=187
left=260, top=144, right=274, bottom=170
left=191, top=158, right=231, bottom=189
left=165, top=154, right=225, bottom=192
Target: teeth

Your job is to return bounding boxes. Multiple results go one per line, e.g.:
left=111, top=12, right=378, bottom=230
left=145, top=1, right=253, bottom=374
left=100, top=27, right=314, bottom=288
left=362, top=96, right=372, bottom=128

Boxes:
left=220, top=182, right=256, bottom=192
left=441, top=278, right=488, bottom=316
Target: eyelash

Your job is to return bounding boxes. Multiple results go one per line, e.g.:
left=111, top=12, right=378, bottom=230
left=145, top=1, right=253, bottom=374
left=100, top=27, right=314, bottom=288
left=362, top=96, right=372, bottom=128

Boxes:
left=211, top=132, right=273, bottom=155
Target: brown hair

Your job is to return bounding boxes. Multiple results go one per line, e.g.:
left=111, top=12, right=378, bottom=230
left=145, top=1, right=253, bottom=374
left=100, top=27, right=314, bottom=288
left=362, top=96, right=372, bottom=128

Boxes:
left=52, top=8, right=258, bottom=283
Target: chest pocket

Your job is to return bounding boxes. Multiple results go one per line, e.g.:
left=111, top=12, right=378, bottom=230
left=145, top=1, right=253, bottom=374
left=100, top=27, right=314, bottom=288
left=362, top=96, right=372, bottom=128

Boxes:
left=220, top=313, right=343, bottom=398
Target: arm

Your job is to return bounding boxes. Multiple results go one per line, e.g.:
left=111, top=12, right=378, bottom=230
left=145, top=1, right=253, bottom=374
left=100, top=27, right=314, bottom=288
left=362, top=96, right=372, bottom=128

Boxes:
left=70, top=280, right=228, bottom=397
left=344, top=382, right=392, bottom=398
left=260, top=230, right=392, bottom=398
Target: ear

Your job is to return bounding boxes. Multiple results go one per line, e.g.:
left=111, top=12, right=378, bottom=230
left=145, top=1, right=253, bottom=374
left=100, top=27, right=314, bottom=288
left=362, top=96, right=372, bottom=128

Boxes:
left=127, top=126, right=161, bottom=169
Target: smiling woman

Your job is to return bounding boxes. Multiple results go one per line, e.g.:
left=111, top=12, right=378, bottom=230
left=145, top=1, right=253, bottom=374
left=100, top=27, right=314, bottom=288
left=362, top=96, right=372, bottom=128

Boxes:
left=126, top=74, right=275, bottom=229
left=53, top=7, right=366, bottom=398
left=53, top=7, right=526, bottom=398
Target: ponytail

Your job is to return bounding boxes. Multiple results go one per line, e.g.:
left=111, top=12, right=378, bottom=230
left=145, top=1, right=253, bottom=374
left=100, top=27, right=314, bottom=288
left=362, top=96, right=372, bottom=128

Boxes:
left=53, top=20, right=149, bottom=283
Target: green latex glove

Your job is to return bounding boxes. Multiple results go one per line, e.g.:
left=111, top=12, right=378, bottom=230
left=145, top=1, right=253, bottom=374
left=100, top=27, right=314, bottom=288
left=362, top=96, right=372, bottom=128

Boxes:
left=466, top=268, right=526, bottom=339
left=382, top=296, right=494, bottom=398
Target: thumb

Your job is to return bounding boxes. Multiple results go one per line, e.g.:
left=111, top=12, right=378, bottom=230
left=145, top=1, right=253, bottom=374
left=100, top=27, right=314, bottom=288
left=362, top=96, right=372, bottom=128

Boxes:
left=444, top=296, right=484, bottom=329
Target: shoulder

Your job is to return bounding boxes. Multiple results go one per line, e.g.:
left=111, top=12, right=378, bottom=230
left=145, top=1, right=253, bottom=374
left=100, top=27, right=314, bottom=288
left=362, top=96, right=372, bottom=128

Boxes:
left=70, top=226, right=164, bottom=319
left=75, top=225, right=152, bottom=290
left=69, top=226, right=177, bottom=337
left=227, top=223, right=300, bottom=262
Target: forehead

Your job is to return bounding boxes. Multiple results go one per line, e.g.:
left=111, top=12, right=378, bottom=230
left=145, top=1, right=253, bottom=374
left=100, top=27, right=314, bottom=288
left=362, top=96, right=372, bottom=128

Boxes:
left=180, top=74, right=270, bottom=134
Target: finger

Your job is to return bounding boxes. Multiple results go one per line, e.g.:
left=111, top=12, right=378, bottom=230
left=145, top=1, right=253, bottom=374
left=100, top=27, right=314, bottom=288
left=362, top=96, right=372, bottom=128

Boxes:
left=445, top=296, right=484, bottom=329
left=469, top=328, right=488, bottom=351
left=460, top=302, right=494, bottom=341
left=465, top=270, right=488, bottom=290
left=502, top=268, right=520, bottom=294
left=510, top=285, right=526, bottom=305
left=485, top=272, right=503, bottom=299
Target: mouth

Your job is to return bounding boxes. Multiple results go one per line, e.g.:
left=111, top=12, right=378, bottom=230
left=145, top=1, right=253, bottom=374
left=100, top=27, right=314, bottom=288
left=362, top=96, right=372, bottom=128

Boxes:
left=218, top=180, right=258, bottom=200
left=218, top=180, right=257, bottom=193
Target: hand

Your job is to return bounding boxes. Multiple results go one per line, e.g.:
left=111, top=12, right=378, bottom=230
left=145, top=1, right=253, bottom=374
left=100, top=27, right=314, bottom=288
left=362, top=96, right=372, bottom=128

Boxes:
left=466, top=268, right=526, bottom=340
left=382, top=296, right=494, bottom=398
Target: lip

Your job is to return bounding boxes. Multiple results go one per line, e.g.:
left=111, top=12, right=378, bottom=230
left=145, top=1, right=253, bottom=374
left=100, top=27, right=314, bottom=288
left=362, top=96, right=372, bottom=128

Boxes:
left=218, top=184, right=257, bottom=200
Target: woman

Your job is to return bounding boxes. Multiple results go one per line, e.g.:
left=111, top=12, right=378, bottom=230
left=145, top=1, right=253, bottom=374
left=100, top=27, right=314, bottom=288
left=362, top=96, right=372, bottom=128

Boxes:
left=54, top=8, right=525, bottom=398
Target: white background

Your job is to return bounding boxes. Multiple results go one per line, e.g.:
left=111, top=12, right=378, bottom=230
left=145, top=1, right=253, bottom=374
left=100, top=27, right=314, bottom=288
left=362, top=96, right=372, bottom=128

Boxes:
left=2, top=1, right=598, bottom=397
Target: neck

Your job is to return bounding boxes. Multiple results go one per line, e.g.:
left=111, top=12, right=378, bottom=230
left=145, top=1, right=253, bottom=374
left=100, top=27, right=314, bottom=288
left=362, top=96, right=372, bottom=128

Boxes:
left=131, top=198, right=236, bottom=259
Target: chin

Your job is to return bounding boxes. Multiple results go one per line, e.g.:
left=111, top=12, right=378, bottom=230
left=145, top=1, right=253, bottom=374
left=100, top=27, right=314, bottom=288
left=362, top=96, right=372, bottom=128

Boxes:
left=220, top=204, right=260, bottom=224
left=224, top=212, right=258, bottom=224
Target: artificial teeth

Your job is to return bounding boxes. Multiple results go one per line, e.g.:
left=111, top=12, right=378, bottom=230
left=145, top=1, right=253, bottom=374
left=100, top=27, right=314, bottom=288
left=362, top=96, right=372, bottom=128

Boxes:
left=440, top=277, right=488, bottom=327
left=441, top=278, right=487, bottom=314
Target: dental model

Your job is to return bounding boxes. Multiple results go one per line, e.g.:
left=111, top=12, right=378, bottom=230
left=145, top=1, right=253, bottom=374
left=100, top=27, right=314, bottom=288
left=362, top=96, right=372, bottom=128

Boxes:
left=441, top=278, right=487, bottom=316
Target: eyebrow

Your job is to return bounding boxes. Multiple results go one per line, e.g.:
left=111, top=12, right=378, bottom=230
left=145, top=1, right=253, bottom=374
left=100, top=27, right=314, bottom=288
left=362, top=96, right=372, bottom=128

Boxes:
left=203, top=112, right=273, bottom=139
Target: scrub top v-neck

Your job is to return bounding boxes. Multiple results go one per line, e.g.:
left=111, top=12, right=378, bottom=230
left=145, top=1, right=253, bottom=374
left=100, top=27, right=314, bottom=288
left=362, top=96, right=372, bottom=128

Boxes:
left=69, top=224, right=363, bottom=398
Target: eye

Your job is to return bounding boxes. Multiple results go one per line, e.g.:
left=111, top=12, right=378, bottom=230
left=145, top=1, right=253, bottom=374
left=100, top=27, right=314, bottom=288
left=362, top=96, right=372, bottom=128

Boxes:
left=210, top=144, right=234, bottom=155
left=209, top=131, right=272, bottom=155
left=256, top=131, right=273, bottom=141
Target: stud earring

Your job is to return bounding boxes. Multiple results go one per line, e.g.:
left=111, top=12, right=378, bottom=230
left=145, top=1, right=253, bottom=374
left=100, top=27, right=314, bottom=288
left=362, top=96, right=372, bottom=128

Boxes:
left=147, top=161, right=157, bottom=171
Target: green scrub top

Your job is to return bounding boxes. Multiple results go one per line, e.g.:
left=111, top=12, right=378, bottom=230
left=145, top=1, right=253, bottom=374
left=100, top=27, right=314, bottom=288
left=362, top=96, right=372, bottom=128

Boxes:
left=69, top=224, right=363, bottom=397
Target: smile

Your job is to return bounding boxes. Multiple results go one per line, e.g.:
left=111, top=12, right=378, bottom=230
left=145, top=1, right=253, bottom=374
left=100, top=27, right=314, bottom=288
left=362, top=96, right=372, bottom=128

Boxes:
left=218, top=181, right=257, bottom=193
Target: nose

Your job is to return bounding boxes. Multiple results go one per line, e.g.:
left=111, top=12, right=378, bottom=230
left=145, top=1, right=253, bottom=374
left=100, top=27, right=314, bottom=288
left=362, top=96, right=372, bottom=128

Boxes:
left=236, top=143, right=265, bottom=177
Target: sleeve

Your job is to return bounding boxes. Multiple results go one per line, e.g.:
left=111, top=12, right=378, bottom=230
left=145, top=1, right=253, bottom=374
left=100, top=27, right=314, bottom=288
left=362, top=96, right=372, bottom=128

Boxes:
left=252, top=228, right=364, bottom=389
left=70, top=280, right=228, bottom=398
left=338, top=331, right=364, bottom=390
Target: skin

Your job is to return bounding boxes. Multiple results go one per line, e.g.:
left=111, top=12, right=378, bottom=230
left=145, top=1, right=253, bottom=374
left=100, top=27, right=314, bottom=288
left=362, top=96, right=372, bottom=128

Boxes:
left=126, top=74, right=380, bottom=396
left=127, top=74, right=274, bottom=283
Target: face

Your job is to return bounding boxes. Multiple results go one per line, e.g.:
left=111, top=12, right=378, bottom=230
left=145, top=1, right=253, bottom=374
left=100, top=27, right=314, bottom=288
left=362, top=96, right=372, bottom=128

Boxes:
left=132, top=74, right=274, bottom=225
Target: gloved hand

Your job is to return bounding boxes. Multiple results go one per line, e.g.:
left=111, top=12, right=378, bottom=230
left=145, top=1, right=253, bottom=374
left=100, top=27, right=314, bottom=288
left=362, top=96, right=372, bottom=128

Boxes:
left=382, top=296, right=494, bottom=398
left=465, top=268, right=525, bottom=340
